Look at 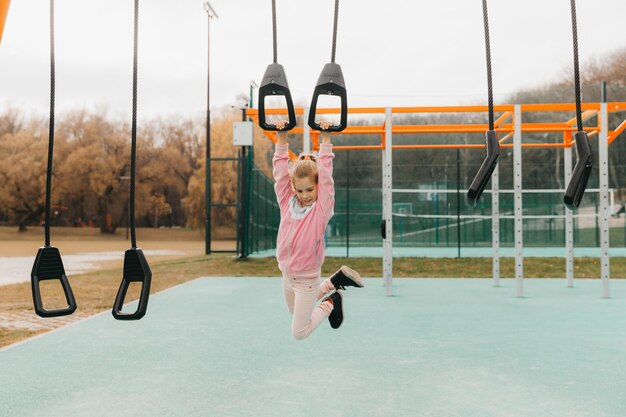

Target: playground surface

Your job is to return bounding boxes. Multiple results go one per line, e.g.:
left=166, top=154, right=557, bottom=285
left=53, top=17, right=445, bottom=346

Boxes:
left=1, top=277, right=626, bottom=417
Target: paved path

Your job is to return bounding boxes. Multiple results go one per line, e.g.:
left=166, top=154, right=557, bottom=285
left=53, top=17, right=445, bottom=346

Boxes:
left=0, top=311, right=90, bottom=331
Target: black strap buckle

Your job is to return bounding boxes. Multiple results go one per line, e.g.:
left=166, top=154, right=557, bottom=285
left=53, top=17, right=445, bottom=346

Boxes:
left=564, top=131, right=592, bottom=210
left=257, top=63, right=296, bottom=131
left=308, top=63, right=347, bottom=132
left=112, top=248, right=152, bottom=320
left=31, top=246, right=77, bottom=317
left=467, top=130, right=500, bottom=207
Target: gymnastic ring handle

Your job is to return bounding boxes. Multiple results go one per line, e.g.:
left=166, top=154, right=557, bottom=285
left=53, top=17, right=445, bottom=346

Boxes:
left=564, top=130, right=592, bottom=210
left=308, top=63, right=347, bottom=133
left=112, top=248, right=152, bottom=321
left=467, top=130, right=499, bottom=207
left=31, top=246, right=78, bottom=318
left=257, top=63, right=296, bottom=132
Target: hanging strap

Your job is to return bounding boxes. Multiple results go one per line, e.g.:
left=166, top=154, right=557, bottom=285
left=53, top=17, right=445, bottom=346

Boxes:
left=258, top=0, right=296, bottom=132
left=272, top=0, right=277, bottom=64
left=112, top=0, right=152, bottom=320
left=308, top=0, right=348, bottom=132
left=44, top=0, right=55, bottom=248
left=467, top=0, right=499, bottom=207
left=31, top=0, right=77, bottom=318
left=563, top=0, right=592, bottom=210
left=330, top=0, right=338, bottom=64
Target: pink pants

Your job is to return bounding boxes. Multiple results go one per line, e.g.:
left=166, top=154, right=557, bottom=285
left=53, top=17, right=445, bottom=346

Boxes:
left=282, top=275, right=335, bottom=340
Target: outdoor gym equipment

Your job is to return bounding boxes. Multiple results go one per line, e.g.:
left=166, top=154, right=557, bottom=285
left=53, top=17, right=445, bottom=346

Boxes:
left=112, top=0, right=152, bottom=321
left=563, top=0, right=592, bottom=210
left=257, top=0, right=296, bottom=131
left=308, top=0, right=347, bottom=132
left=0, top=0, right=10, bottom=44
left=30, top=0, right=77, bottom=318
left=467, top=0, right=499, bottom=207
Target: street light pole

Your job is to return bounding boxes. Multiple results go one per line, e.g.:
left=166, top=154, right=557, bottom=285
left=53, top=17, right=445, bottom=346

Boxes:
left=204, top=2, right=218, bottom=255
left=249, top=80, right=258, bottom=110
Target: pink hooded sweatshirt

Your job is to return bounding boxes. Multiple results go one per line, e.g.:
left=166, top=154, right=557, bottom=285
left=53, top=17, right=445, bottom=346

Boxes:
left=273, top=142, right=335, bottom=278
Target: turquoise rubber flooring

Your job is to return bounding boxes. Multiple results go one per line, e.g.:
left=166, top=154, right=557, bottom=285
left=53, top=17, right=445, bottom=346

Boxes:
left=2, top=277, right=626, bottom=417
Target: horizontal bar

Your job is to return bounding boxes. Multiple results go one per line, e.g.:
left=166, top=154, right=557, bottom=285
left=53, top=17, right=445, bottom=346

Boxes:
left=392, top=188, right=610, bottom=194
left=393, top=213, right=599, bottom=220
left=247, top=102, right=626, bottom=117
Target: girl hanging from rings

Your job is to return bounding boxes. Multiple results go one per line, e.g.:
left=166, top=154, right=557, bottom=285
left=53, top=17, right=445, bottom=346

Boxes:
left=272, top=119, right=364, bottom=340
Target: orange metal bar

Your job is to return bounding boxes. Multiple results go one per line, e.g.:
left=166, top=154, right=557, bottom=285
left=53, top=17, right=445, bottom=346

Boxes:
left=501, top=143, right=569, bottom=149
left=0, top=0, right=10, bottom=44
left=247, top=108, right=305, bottom=116
left=247, top=103, right=626, bottom=117
left=381, top=118, right=387, bottom=149
left=393, top=144, right=484, bottom=150
left=390, top=105, right=515, bottom=113
left=563, top=130, right=573, bottom=147
left=498, top=132, right=514, bottom=144
left=494, top=111, right=513, bottom=128
left=247, top=103, right=626, bottom=151
left=331, top=145, right=383, bottom=151
left=608, top=103, right=626, bottom=112
left=609, top=119, right=626, bottom=145
left=565, top=110, right=597, bottom=126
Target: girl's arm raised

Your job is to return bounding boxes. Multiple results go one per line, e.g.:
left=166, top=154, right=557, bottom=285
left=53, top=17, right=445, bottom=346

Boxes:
left=317, top=123, right=335, bottom=218
left=272, top=121, right=292, bottom=209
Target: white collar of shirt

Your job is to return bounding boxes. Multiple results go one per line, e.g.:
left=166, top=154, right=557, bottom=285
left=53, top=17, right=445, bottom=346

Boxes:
left=289, top=195, right=315, bottom=219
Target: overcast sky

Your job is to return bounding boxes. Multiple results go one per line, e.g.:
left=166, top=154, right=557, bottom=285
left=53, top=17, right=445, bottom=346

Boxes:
left=1, top=0, right=625, bottom=121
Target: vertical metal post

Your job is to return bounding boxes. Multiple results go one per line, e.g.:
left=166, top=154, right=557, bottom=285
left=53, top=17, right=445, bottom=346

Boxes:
left=492, top=157, right=500, bottom=286
left=382, top=108, right=393, bottom=296
left=203, top=2, right=218, bottom=255
left=236, top=148, right=242, bottom=256
left=303, top=107, right=311, bottom=154
left=456, top=149, right=461, bottom=258
left=346, top=150, right=350, bottom=258
left=240, top=109, right=251, bottom=258
left=513, top=105, right=524, bottom=297
left=599, top=102, right=611, bottom=298
left=564, top=138, right=574, bottom=287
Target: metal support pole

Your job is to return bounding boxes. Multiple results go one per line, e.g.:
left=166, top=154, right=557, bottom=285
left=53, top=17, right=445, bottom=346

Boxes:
left=382, top=107, right=393, bottom=296
left=456, top=149, right=461, bottom=258
left=239, top=107, right=251, bottom=258
left=492, top=158, right=500, bottom=286
left=513, top=105, right=524, bottom=297
left=203, top=2, right=218, bottom=255
left=563, top=134, right=574, bottom=288
left=303, top=107, right=311, bottom=154
left=564, top=141, right=574, bottom=287
left=346, top=150, right=350, bottom=258
left=599, top=102, right=611, bottom=298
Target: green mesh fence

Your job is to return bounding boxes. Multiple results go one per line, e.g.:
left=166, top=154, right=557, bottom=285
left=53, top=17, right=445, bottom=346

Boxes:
left=247, top=163, right=280, bottom=255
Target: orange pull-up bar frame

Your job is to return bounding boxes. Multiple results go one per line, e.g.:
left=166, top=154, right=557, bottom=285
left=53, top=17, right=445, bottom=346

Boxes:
left=247, top=103, right=626, bottom=154
left=0, top=0, right=10, bottom=45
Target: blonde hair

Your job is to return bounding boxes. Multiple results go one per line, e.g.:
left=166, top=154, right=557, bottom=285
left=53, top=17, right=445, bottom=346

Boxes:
left=289, top=153, right=318, bottom=183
